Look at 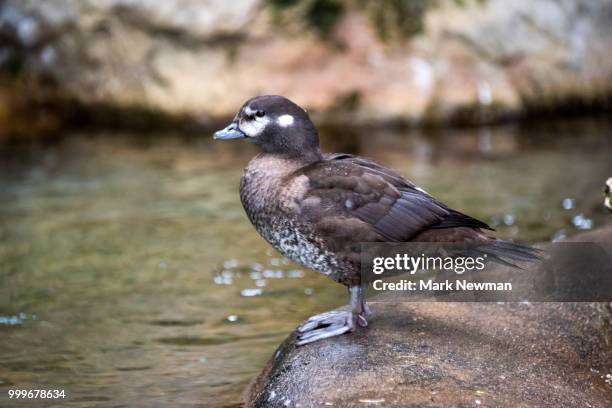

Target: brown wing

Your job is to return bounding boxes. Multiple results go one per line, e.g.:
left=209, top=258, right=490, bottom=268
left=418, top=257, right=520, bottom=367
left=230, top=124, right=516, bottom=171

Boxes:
left=292, top=154, right=491, bottom=244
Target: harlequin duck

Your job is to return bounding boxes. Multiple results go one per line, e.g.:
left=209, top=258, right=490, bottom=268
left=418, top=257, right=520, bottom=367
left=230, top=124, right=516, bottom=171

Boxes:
left=214, top=95, right=537, bottom=345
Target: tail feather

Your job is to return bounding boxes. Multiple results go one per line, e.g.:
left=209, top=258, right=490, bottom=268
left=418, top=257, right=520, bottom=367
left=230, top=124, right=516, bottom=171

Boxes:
left=477, top=240, right=541, bottom=269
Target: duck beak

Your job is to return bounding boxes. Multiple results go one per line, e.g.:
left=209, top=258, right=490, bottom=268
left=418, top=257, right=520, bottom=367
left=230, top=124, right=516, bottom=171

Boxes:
left=213, top=122, right=246, bottom=140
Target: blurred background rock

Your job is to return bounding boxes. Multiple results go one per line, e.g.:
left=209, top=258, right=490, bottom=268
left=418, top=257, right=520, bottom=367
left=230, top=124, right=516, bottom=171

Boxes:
left=1, top=0, right=612, bottom=137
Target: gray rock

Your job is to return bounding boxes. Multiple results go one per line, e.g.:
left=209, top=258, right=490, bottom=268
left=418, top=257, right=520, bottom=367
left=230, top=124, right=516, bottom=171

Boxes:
left=244, top=225, right=612, bottom=407
left=2, top=0, right=612, bottom=124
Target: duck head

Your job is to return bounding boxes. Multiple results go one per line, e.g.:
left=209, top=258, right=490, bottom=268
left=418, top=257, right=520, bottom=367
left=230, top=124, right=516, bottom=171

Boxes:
left=214, top=95, right=321, bottom=160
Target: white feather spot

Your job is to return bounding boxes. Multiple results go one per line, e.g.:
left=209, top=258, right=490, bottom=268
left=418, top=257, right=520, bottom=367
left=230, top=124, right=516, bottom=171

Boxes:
left=240, top=119, right=268, bottom=137
left=277, top=114, right=294, bottom=127
left=240, top=106, right=269, bottom=137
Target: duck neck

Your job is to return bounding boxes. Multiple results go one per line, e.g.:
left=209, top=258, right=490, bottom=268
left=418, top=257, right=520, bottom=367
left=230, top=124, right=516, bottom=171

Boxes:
left=265, top=147, right=323, bottom=165
left=295, top=147, right=323, bottom=164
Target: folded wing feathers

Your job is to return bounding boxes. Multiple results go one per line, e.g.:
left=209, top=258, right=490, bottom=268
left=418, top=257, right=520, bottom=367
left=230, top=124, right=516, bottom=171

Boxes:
left=306, top=155, right=492, bottom=241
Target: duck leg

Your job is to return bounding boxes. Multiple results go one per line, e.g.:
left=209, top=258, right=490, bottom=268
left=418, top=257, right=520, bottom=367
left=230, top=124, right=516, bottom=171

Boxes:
left=361, top=295, right=373, bottom=320
left=296, top=285, right=369, bottom=346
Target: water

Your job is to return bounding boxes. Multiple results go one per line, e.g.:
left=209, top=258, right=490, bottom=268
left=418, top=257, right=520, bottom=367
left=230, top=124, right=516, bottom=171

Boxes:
left=0, top=117, right=610, bottom=407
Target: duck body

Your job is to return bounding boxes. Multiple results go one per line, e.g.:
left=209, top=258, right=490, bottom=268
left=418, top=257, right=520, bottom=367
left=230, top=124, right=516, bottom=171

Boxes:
left=239, top=151, right=492, bottom=287
left=215, top=95, right=537, bottom=345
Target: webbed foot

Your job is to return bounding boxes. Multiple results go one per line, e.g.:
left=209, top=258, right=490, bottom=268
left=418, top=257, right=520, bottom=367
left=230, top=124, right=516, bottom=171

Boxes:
left=296, top=310, right=355, bottom=346
left=295, top=285, right=370, bottom=346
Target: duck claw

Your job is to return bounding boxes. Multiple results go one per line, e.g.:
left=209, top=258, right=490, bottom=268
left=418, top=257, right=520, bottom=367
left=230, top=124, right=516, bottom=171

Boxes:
left=296, top=310, right=355, bottom=346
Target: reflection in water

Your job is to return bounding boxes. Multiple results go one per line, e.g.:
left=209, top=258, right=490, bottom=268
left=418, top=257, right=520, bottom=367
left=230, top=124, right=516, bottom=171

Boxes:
left=0, top=118, right=611, bottom=407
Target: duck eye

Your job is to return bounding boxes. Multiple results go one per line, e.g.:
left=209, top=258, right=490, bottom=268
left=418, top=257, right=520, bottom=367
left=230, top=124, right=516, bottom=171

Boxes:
left=255, top=110, right=265, bottom=118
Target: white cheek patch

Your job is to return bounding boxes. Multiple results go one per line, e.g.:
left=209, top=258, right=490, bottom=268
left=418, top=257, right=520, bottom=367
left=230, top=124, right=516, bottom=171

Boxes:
left=277, top=114, right=294, bottom=127
left=240, top=116, right=270, bottom=137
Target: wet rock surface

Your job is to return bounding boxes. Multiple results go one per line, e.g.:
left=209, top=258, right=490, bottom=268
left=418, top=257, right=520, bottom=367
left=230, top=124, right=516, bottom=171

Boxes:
left=244, top=225, right=612, bottom=407
left=2, top=0, right=612, bottom=125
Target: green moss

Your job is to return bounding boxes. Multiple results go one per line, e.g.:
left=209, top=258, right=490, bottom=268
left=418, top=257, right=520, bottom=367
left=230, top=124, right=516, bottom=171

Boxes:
left=361, top=0, right=433, bottom=42
left=304, top=0, right=344, bottom=37
left=266, top=0, right=436, bottom=41
left=265, top=0, right=344, bottom=38
left=454, top=0, right=489, bottom=8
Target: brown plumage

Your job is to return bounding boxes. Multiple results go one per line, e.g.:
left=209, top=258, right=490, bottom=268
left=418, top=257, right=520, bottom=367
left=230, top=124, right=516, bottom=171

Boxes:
left=215, top=95, right=537, bottom=345
left=274, top=153, right=496, bottom=286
